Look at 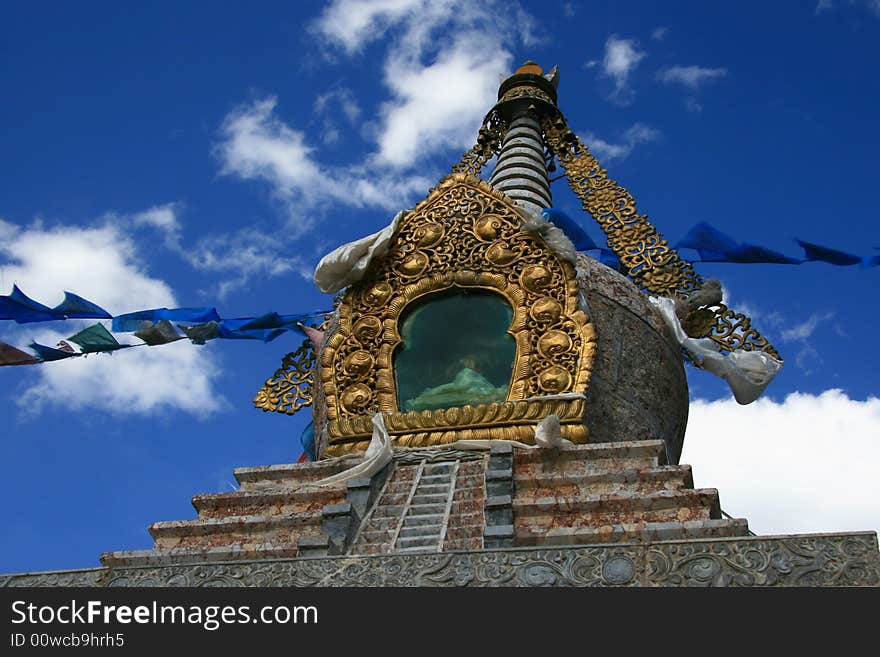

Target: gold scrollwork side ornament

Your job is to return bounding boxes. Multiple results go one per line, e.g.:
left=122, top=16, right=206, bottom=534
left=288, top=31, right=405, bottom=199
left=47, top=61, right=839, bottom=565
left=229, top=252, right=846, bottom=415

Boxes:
left=452, top=109, right=508, bottom=177
left=253, top=339, right=316, bottom=415
left=541, top=111, right=781, bottom=361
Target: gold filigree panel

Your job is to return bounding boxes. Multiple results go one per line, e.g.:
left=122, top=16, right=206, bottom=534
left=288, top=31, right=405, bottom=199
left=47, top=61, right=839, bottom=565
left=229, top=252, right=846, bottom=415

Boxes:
left=541, top=112, right=781, bottom=361
left=452, top=109, right=507, bottom=177
left=320, top=175, right=596, bottom=454
left=253, top=340, right=315, bottom=415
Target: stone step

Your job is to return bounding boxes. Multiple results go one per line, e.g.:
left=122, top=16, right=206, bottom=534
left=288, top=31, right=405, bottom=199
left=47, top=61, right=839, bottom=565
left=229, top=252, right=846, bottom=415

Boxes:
left=148, top=513, right=322, bottom=549
left=356, top=529, right=395, bottom=545
left=444, top=524, right=484, bottom=541
left=515, top=465, right=693, bottom=498
left=514, top=440, right=667, bottom=477
left=515, top=518, right=750, bottom=546
left=375, top=492, right=410, bottom=507
left=449, top=501, right=484, bottom=519
left=394, top=545, right=438, bottom=554
left=407, top=502, right=447, bottom=516
left=389, top=466, right=420, bottom=483
left=359, top=515, right=398, bottom=531
left=458, top=455, right=488, bottom=478
left=396, top=535, right=441, bottom=550
left=448, top=511, right=484, bottom=527
left=443, top=537, right=484, bottom=552
left=381, top=481, right=420, bottom=496
left=398, top=524, right=443, bottom=539
left=452, top=487, right=485, bottom=503
left=422, top=463, right=455, bottom=475
left=411, top=492, right=450, bottom=506
left=191, top=488, right=344, bottom=519
left=403, top=513, right=445, bottom=528
left=233, top=455, right=363, bottom=491
left=418, top=474, right=452, bottom=485
left=416, top=483, right=452, bottom=495
left=514, top=489, right=722, bottom=528
left=371, top=504, right=405, bottom=519
left=100, top=543, right=302, bottom=568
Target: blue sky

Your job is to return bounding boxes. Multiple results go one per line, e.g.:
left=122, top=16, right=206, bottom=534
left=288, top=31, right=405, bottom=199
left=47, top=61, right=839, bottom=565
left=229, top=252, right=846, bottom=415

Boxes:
left=1, top=1, right=878, bottom=573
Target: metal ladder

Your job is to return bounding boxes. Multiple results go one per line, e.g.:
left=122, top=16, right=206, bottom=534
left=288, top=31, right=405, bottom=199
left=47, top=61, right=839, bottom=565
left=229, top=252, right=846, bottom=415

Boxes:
left=390, top=460, right=460, bottom=552
left=347, top=458, right=461, bottom=554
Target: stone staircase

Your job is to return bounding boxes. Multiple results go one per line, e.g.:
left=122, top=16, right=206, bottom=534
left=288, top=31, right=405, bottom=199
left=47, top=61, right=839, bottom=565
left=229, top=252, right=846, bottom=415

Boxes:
left=512, top=439, right=750, bottom=546
left=100, top=455, right=361, bottom=567
left=100, top=438, right=749, bottom=568
left=349, top=456, right=486, bottom=555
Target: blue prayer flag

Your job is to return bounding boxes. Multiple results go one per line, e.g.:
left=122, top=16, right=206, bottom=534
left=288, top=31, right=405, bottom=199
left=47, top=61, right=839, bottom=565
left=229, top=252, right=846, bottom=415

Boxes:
left=301, top=421, right=316, bottom=462
left=674, top=222, right=739, bottom=262
left=52, top=291, right=112, bottom=319
left=541, top=208, right=598, bottom=251
left=0, top=285, right=57, bottom=323
left=797, top=239, right=862, bottom=266
left=727, top=244, right=802, bottom=265
left=0, top=286, right=113, bottom=323
left=113, top=307, right=221, bottom=332
left=29, top=341, right=79, bottom=362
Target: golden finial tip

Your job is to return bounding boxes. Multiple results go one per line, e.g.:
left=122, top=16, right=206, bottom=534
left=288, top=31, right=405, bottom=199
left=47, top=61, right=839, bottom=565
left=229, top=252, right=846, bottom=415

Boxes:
left=515, top=61, right=543, bottom=76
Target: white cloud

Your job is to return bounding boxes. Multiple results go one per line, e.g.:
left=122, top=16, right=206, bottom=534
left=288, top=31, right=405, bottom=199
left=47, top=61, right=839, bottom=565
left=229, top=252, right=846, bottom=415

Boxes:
left=216, top=96, right=432, bottom=216
left=131, top=203, right=183, bottom=250
left=314, top=87, right=361, bottom=123
left=377, top=33, right=511, bottom=167
left=781, top=311, right=834, bottom=341
left=651, top=26, right=669, bottom=41
left=658, top=65, right=728, bottom=89
left=311, top=0, right=424, bottom=56
left=683, top=97, right=702, bottom=113
left=314, top=87, right=362, bottom=146
left=779, top=311, right=834, bottom=370
left=216, top=0, right=536, bottom=229
left=683, top=390, right=880, bottom=536
left=312, top=0, right=527, bottom=169
left=17, top=335, right=223, bottom=419
left=0, top=219, right=173, bottom=314
left=122, top=202, right=314, bottom=299
left=185, top=228, right=313, bottom=299
left=216, top=97, right=327, bottom=214
left=600, top=35, right=646, bottom=105
left=0, top=218, right=224, bottom=418
left=581, top=123, right=660, bottom=162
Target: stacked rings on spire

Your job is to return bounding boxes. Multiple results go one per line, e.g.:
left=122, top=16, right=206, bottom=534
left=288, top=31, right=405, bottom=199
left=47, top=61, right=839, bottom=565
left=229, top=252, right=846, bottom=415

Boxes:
left=489, top=115, right=552, bottom=216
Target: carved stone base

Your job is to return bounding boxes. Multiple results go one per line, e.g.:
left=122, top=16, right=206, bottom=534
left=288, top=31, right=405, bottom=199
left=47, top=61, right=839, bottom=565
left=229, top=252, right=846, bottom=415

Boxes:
left=4, top=532, right=877, bottom=587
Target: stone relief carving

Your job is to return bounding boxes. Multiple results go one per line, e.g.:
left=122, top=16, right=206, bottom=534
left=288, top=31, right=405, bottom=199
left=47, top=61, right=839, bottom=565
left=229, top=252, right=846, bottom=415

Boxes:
left=4, top=534, right=876, bottom=588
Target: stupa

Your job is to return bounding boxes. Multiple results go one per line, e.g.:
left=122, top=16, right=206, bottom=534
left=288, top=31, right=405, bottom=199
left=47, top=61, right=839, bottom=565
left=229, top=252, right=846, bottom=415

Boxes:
left=6, top=62, right=878, bottom=587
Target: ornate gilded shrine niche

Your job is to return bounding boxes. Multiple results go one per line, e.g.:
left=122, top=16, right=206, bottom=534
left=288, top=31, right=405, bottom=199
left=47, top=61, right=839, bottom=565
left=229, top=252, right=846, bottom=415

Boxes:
left=320, top=174, right=596, bottom=455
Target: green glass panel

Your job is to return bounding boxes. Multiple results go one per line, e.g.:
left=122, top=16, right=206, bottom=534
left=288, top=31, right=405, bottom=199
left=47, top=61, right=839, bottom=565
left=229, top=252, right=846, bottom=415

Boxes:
left=395, top=291, right=515, bottom=412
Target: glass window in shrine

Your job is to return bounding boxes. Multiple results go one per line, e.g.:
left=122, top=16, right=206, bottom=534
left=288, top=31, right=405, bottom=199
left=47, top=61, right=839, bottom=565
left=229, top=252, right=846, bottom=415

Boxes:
left=394, top=290, right=516, bottom=412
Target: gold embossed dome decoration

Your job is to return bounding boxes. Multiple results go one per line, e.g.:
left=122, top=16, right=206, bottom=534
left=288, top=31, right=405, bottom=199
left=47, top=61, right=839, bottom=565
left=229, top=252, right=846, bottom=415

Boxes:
left=255, top=60, right=782, bottom=458
left=319, top=175, right=596, bottom=456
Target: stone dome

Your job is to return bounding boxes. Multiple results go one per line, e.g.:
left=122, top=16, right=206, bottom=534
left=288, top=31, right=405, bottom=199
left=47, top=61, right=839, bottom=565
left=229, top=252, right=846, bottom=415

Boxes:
left=576, top=253, right=689, bottom=464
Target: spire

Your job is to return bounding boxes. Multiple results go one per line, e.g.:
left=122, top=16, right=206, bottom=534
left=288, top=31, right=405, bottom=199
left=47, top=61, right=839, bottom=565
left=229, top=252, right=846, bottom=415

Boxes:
left=488, top=61, right=559, bottom=216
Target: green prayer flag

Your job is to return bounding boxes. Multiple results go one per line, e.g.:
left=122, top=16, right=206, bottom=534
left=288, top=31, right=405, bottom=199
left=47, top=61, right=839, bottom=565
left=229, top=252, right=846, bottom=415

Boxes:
left=67, top=323, right=127, bottom=353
